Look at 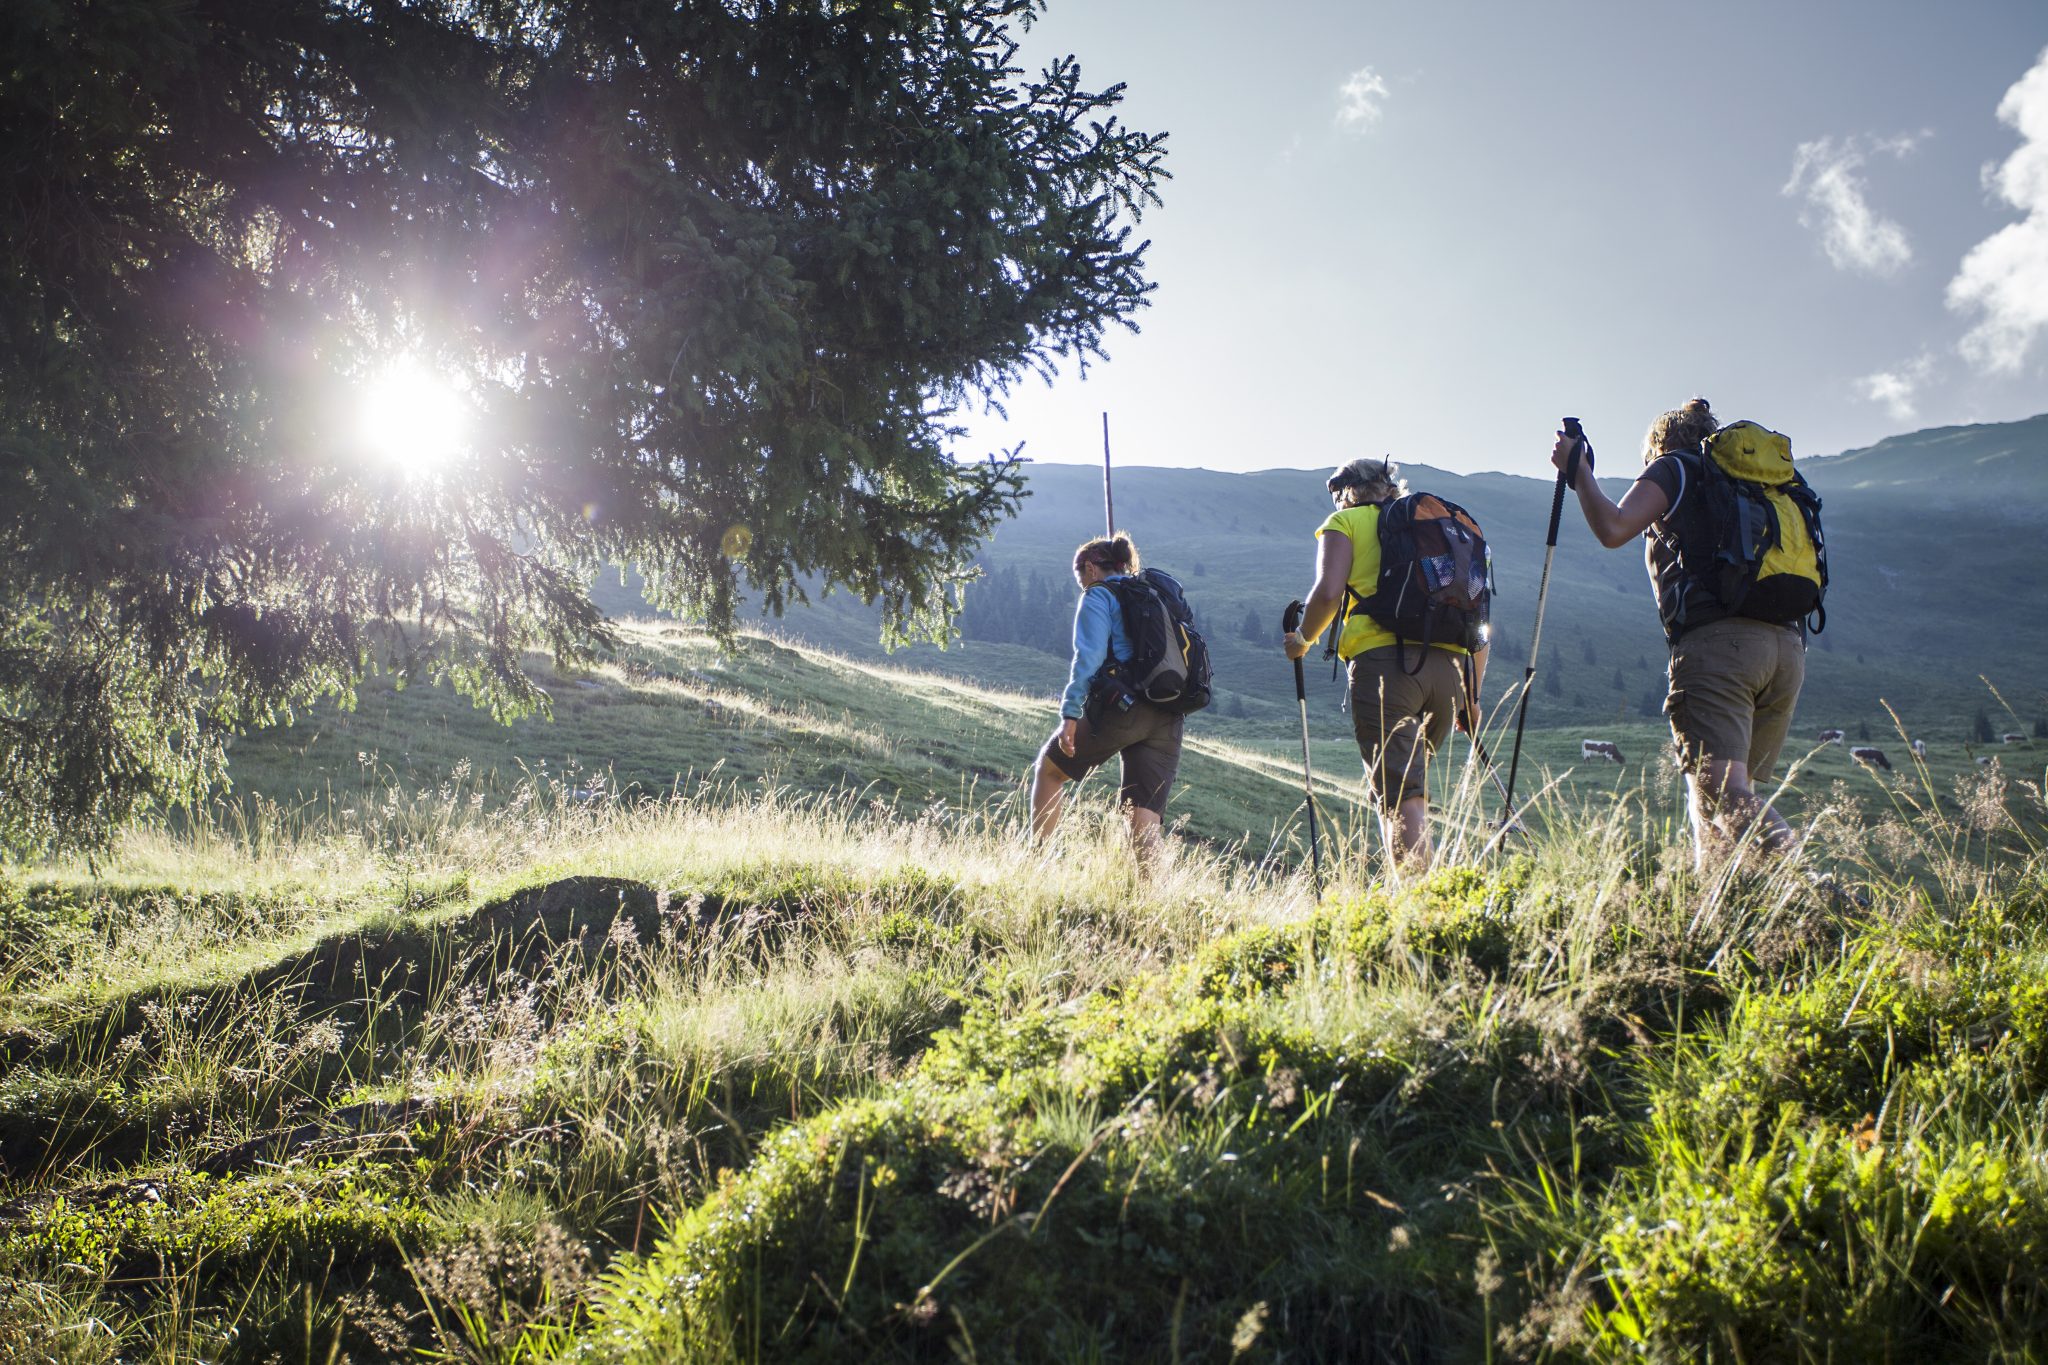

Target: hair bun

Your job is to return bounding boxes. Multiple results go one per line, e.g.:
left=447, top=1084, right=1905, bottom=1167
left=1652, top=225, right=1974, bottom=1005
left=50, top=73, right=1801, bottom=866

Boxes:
left=1684, top=397, right=1713, bottom=415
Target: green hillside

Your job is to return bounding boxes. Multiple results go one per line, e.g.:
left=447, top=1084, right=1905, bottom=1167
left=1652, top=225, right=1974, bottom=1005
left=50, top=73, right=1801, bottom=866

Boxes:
left=14, top=435, right=2048, bottom=1364
left=1804, top=411, right=2048, bottom=508
left=218, top=617, right=2033, bottom=876
left=605, top=411, right=2048, bottom=745
left=8, top=707, right=2048, bottom=1359
left=224, top=620, right=1370, bottom=855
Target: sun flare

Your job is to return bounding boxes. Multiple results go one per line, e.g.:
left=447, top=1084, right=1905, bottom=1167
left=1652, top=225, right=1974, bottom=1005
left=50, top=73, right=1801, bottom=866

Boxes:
left=357, top=360, right=470, bottom=473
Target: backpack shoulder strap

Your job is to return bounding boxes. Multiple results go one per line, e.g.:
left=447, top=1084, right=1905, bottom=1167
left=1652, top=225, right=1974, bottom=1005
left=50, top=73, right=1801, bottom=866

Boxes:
left=1087, top=580, right=1136, bottom=632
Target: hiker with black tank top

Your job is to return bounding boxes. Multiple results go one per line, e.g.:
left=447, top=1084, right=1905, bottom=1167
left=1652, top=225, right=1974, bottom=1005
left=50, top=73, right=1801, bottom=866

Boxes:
left=1283, top=457, right=1489, bottom=868
left=1029, top=533, right=1185, bottom=870
left=1552, top=398, right=1822, bottom=869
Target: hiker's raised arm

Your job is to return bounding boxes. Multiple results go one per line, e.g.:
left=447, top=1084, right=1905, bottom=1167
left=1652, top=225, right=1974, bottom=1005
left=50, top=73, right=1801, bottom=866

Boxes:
left=1552, top=432, right=1668, bottom=548
left=1284, top=529, right=1352, bottom=660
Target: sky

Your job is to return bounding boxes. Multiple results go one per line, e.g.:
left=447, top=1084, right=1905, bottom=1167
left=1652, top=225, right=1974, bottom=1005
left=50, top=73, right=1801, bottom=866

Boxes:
left=950, top=0, right=2048, bottom=480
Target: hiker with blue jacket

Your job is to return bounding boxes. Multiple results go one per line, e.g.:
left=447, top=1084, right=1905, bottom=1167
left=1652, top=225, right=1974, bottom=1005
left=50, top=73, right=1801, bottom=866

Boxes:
left=1552, top=398, right=1825, bottom=869
left=1030, top=533, right=1186, bottom=867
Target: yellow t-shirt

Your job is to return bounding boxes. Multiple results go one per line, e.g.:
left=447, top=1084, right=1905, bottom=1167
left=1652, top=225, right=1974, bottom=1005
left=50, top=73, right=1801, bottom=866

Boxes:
left=1314, top=504, right=1471, bottom=660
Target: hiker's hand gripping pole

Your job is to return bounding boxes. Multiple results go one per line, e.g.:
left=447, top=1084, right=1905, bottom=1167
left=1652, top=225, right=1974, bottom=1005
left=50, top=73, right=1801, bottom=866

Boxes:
left=1501, top=418, right=1585, bottom=824
left=1283, top=600, right=1324, bottom=898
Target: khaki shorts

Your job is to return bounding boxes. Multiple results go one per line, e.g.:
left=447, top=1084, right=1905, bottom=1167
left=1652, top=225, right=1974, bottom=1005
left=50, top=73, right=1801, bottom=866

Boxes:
left=1038, top=700, right=1184, bottom=814
left=1348, top=645, right=1469, bottom=810
left=1666, top=617, right=1806, bottom=781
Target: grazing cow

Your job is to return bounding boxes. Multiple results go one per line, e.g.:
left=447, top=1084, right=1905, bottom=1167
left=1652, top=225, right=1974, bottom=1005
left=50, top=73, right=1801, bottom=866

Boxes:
left=1978, top=755, right=1999, bottom=767
left=1910, top=739, right=1927, bottom=759
left=1580, top=739, right=1625, bottom=764
left=1851, top=746, right=1892, bottom=772
left=1817, top=728, right=1845, bottom=744
left=2002, top=733, right=2027, bottom=744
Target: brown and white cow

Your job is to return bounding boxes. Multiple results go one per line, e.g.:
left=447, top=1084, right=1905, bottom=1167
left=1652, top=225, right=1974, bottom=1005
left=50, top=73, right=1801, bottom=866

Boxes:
left=2002, top=733, right=2027, bottom=744
left=1851, top=746, right=1892, bottom=772
left=1580, top=739, right=1625, bottom=764
left=1817, top=728, right=1845, bottom=744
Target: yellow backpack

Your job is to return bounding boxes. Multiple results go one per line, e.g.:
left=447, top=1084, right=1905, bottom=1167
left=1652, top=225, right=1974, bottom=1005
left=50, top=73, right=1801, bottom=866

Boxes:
left=1657, top=421, right=1828, bottom=639
left=1706, top=422, right=1824, bottom=596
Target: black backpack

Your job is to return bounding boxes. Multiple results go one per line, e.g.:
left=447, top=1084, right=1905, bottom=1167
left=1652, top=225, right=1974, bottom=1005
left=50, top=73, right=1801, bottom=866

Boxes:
left=1094, top=569, right=1212, bottom=717
left=1342, top=493, right=1492, bottom=672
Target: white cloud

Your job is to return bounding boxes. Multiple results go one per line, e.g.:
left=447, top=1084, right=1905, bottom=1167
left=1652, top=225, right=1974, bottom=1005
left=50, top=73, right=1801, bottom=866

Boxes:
left=1857, top=352, right=1938, bottom=422
left=1334, top=67, right=1389, bottom=133
left=1947, top=47, right=2048, bottom=374
left=1783, top=134, right=1922, bottom=276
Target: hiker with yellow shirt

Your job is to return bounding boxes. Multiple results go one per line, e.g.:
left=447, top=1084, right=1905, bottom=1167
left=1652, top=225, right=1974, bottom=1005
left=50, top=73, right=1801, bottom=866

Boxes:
left=1551, top=398, right=1827, bottom=868
left=1283, top=456, right=1491, bottom=867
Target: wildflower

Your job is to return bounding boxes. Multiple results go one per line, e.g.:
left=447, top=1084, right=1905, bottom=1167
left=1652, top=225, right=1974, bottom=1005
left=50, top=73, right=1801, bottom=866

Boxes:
left=1230, top=1302, right=1269, bottom=1356
left=1955, top=766, right=2013, bottom=834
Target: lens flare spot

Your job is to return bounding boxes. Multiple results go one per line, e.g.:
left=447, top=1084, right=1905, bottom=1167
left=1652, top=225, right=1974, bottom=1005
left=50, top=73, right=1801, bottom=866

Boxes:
left=357, top=360, right=469, bottom=474
left=721, top=525, right=754, bottom=558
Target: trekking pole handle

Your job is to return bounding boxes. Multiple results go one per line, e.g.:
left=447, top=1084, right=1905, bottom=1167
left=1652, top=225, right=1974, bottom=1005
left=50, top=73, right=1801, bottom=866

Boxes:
left=1546, top=417, right=1585, bottom=547
left=1282, top=600, right=1308, bottom=700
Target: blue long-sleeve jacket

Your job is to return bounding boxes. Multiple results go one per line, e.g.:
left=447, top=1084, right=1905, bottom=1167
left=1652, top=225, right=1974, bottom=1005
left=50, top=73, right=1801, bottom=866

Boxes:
left=1059, top=579, right=1133, bottom=719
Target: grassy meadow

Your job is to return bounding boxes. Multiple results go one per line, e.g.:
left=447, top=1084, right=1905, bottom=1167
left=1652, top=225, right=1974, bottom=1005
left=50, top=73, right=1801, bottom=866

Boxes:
left=5, top=624, right=2048, bottom=1360
left=218, top=621, right=1376, bottom=864
left=215, top=618, right=2039, bottom=876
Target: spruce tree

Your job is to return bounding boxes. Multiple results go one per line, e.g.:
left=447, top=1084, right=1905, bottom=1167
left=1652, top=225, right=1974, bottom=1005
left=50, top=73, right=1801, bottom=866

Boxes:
left=0, top=0, right=1164, bottom=851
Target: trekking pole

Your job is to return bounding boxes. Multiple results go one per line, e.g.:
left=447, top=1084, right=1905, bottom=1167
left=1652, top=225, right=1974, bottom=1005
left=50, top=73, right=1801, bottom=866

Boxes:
left=1454, top=652, right=1518, bottom=820
left=1101, top=412, right=1115, bottom=537
left=1467, top=731, right=1518, bottom=815
left=1501, top=417, right=1585, bottom=825
left=1283, top=600, right=1325, bottom=897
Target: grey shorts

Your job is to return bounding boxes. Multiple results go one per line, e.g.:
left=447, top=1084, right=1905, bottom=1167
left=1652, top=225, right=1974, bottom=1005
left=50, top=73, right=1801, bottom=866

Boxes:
left=1666, top=617, right=1806, bottom=782
left=1348, top=646, right=1469, bottom=810
left=1038, top=701, right=1184, bottom=814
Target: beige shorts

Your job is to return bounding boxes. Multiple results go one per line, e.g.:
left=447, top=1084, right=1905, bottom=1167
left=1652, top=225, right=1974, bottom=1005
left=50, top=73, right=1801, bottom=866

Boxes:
left=1666, top=617, right=1806, bottom=782
left=1348, top=645, right=1469, bottom=810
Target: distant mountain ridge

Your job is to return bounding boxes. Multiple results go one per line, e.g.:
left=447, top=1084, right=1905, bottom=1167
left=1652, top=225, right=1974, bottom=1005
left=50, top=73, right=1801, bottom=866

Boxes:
left=596, top=411, right=2048, bottom=741
left=1803, top=412, right=2048, bottom=512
